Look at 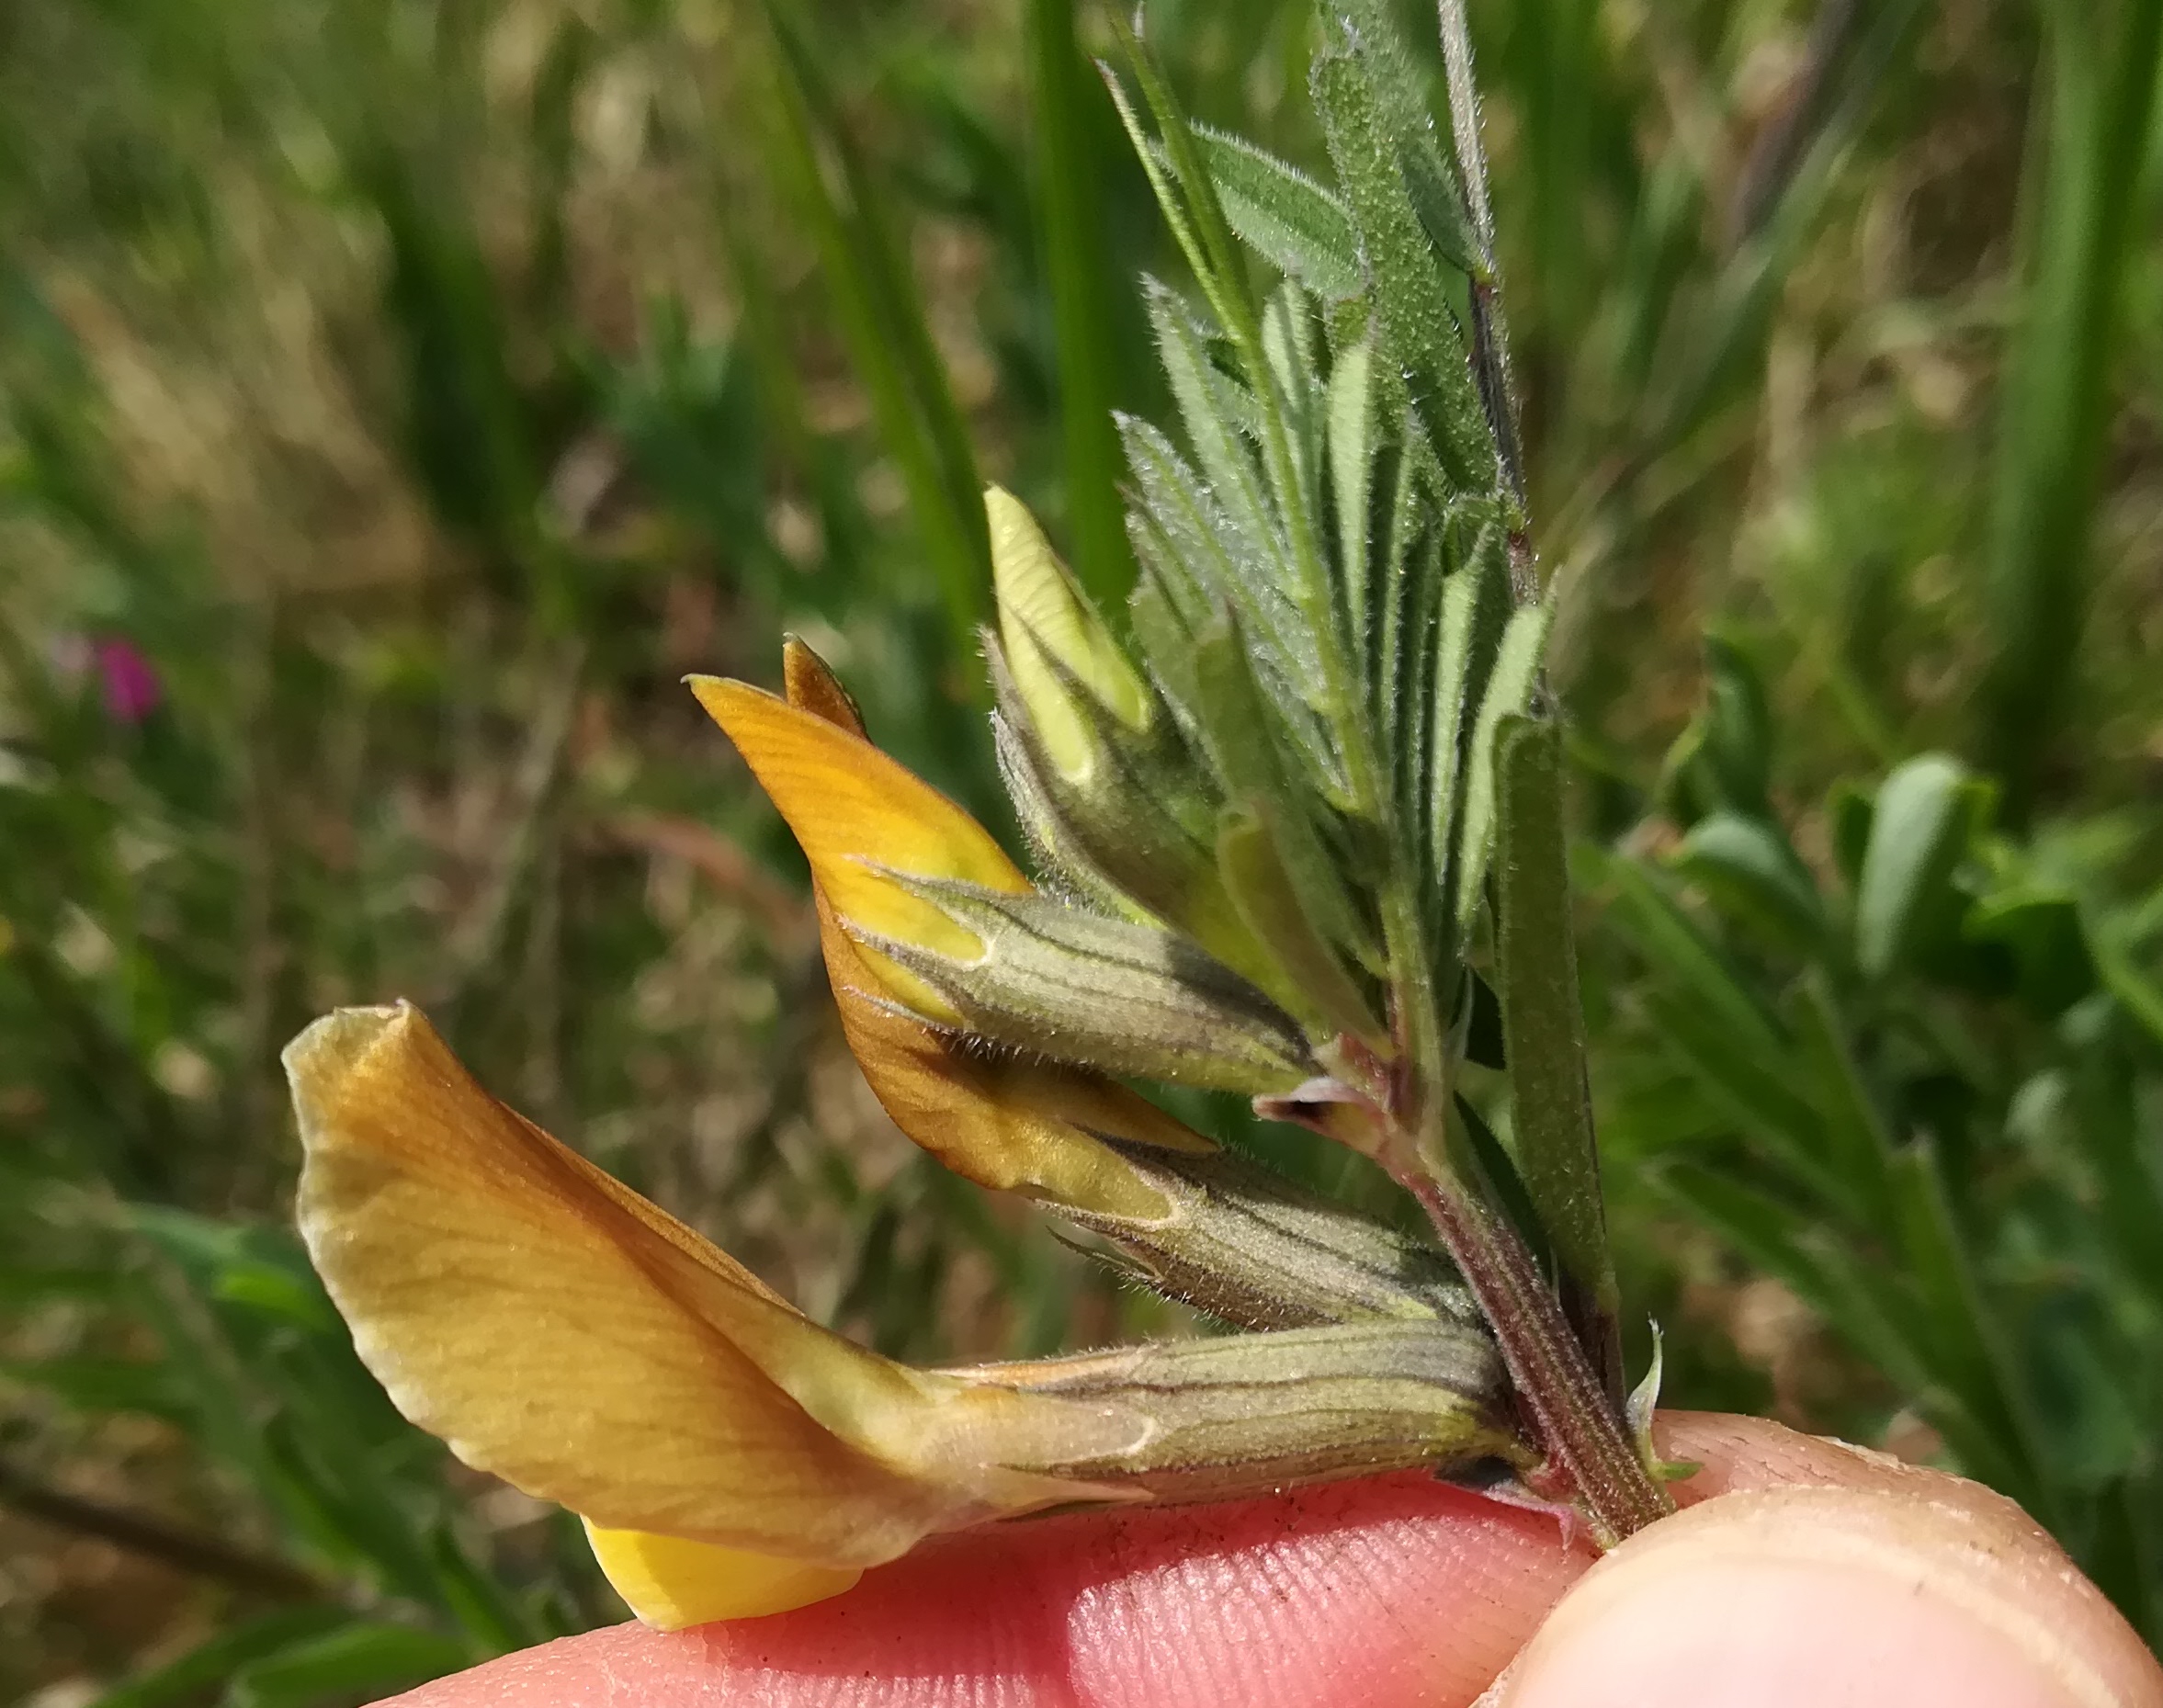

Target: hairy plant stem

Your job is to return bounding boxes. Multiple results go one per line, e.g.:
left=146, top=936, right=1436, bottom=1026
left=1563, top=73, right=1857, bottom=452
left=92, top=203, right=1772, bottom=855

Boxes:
left=1392, top=1122, right=1670, bottom=1547
left=1419, top=9, right=1657, bottom=1532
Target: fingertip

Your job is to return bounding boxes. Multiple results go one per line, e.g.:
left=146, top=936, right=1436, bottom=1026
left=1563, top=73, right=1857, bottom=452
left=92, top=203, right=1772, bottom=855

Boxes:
left=1651, top=1409, right=1939, bottom=1506
left=1499, top=1482, right=2163, bottom=1708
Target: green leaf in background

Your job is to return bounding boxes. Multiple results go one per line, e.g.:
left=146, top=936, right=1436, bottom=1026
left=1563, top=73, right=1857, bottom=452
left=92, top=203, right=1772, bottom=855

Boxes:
left=226, top=1623, right=475, bottom=1708
left=1884, top=1141, right=2050, bottom=1516
left=2089, top=919, right=2163, bottom=1050
left=1025, top=0, right=1134, bottom=605
left=1784, top=971, right=1897, bottom=1235
left=86, top=1609, right=354, bottom=1708
left=1592, top=851, right=1787, bottom=1059
left=1965, top=886, right=2094, bottom=1014
left=1670, top=810, right=1827, bottom=956
left=756, top=4, right=991, bottom=652
left=1853, top=753, right=1992, bottom=980
left=1979, top=0, right=2163, bottom=816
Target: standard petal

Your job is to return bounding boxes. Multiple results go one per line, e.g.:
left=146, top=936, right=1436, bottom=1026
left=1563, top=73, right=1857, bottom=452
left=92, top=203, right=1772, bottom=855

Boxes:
left=688, top=674, right=1027, bottom=1016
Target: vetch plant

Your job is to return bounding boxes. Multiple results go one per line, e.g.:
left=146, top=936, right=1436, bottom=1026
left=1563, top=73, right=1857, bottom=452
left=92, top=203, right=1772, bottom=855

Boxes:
left=281, top=0, right=1682, bottom=1629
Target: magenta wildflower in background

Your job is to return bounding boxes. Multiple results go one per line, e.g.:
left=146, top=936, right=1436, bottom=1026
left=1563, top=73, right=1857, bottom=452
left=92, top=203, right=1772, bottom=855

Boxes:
left=91, top=635, right=162, bottom=724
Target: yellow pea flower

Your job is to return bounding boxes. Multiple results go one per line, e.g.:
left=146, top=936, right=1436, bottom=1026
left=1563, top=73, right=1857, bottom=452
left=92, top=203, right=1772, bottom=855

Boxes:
left=696, top=645, right=1467, bottom=1335
left=283, top=651, right=1521, bottom=1636
left=284, top=997, right=1514, bottom=1633
left=284, top=1002, right=1144, bottom=1628
left=685, top=671, right=1023, bottom=1027
left=691, top=644, right=1217, bottom=1234
left=693, top=657, right=1313, bottom=1097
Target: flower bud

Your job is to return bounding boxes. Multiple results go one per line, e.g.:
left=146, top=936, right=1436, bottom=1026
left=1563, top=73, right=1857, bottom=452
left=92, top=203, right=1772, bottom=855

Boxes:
left=987, top=485, right=1152, bottom=779
left=855, top=875, right=1315, bottom=1093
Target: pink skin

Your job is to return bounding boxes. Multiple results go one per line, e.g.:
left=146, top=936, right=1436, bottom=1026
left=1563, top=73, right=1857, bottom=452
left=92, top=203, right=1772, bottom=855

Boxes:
left=393, top=1415, right=2163, bottom=1708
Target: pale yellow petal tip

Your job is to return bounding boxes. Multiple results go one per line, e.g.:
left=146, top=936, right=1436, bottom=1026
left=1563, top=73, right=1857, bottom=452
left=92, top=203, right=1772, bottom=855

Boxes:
left=983, top=489, right=1149, bottom=778
left=583, top=1520, right=862, bottom=1629
left=281, top=1001, right=419, bottom=1127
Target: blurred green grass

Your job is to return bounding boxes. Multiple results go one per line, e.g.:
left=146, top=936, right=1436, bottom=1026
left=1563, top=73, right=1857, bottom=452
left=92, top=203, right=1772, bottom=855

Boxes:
left=1, top=0, right=2159, bottom=1697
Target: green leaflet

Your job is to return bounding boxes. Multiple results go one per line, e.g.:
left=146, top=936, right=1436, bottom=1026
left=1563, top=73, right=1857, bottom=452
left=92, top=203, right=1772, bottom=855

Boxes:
left=1326, top=335, right=1376, bottom=676
left=1190, top=618, right=1373, bottom=967
left=1322, top=0, right=1484, bottom=280
left=1311, top=45, right=1496, bottom=496
left=1217, top=804, right=1385, bottom=1046
left=1496, top=716, right=1617, bottom=1363
left=1196, top=126, right=1364, bottom=300
left=1454, top=600, right=1554, bottom=929
left=1428, top=518, right=1513, bottom=919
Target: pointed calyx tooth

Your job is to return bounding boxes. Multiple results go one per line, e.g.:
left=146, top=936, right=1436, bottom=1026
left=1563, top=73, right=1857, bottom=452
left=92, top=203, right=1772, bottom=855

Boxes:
left=851, top=875, right=1317, bottom=1094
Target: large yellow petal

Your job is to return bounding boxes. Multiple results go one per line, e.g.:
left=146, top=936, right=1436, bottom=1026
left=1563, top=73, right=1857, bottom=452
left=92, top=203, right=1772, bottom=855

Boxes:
left=688, top=674, right=1028, bottom=1017
left=581, top=1521, right=860, bottom=1629
left=285, top=1002, right=1123, bottom=1569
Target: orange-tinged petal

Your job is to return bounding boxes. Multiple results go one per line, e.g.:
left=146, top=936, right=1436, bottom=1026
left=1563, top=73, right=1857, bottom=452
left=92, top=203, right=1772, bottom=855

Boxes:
left=688, top=674, right=1027, bottom=1017
left=781, top=634, right=867, bottom=735
left=581, top=1521, right=860, bottom=1628
left=821, top=891, right=1208, bottom=1223
left=284, top=1002, right=1133, bottom=1570
left=767, top=639, right=1217, bottom=1226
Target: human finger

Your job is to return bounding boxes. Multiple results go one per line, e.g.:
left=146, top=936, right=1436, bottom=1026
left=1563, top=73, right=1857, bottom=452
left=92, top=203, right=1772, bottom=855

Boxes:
left=387, top=1469, right=1588, bottom=1708
left=1498, top=1412, right=2163, bottom=1708
left=382, top=1412, right=2159, bottom=1708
